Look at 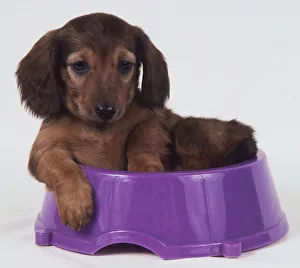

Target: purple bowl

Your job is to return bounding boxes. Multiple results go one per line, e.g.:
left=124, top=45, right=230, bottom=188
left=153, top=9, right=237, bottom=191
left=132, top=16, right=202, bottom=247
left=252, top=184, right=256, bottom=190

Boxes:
left=34, top=149, right=288, bottom=260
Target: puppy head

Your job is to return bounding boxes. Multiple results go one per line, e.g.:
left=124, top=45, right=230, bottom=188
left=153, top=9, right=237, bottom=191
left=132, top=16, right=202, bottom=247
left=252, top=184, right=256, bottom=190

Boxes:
left=16, top=13, right=169, bottom=124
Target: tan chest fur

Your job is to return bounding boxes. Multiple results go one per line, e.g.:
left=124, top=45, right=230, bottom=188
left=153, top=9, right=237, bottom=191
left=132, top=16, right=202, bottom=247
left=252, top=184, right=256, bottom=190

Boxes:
left=60, top=103, right=155, bottom=170
left=70, top=123, right=129, bottom=170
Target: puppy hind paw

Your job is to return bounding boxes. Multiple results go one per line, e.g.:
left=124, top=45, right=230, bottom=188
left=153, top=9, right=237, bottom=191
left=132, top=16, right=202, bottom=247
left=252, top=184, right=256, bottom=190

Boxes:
left=220, top=138, right=258, bottom=167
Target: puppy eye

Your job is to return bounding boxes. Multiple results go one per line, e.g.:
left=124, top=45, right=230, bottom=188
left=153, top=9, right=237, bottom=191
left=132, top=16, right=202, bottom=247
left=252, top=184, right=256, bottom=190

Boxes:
left=72, top=61, right=89, bottom=74
left=119, top=60, right=133, bottom=74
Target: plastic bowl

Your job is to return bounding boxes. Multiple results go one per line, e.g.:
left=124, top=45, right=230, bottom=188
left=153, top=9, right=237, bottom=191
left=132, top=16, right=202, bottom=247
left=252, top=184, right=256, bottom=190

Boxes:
left=34, top=149, right=288, bottom=260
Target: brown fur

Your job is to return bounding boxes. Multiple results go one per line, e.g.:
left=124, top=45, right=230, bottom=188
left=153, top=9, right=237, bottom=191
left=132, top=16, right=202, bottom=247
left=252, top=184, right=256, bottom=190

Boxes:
left=16, top=13, right=257, bottom=230
left=173, top=117, right=257, bottom=170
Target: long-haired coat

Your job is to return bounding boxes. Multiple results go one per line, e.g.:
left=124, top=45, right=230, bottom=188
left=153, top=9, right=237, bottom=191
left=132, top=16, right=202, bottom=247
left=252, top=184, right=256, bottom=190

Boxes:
left=16, top=13, right=257, bottom=230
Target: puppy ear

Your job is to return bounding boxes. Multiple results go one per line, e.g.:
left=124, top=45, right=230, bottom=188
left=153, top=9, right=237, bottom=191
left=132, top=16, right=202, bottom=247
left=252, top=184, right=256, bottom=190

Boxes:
left=135, top=27, right=170, bottom=108
left=15, top=30, right=63, bottom=118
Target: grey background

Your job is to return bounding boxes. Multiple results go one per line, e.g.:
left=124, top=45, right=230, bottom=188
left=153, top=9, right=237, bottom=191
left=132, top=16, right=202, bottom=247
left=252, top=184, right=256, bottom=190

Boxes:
left=0, top=1, right=299, bottom=267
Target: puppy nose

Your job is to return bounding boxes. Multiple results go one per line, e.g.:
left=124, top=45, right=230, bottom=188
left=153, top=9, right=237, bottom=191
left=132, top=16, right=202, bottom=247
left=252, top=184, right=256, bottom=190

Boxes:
left=95, top=105, right=116, bottom=120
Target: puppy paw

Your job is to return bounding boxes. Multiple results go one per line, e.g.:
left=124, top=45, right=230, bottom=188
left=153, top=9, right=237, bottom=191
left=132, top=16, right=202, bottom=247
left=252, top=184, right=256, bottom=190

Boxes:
left=128, top=162, right=164, bottom=172
left=220, top=137, right=258, bottom=167
left=127, top=152, right=165, bottom=172
left=56, top=180, right=94, bottom=231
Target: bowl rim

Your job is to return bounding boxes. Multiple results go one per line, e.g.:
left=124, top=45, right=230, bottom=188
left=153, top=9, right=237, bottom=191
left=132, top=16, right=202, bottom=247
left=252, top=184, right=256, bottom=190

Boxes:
left=82, top=149, right=265, bottom=178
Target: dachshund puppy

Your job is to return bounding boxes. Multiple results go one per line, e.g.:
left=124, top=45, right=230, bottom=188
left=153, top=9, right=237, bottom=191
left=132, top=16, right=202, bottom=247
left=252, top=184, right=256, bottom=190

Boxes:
left=16, top=13, right=177, bottom=230
left=16, top=13, right=257, bottom=231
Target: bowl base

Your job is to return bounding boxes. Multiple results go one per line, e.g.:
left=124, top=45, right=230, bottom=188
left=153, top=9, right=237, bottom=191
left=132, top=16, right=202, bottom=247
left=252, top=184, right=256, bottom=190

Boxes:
left=35, top=214, right=288, bottom=260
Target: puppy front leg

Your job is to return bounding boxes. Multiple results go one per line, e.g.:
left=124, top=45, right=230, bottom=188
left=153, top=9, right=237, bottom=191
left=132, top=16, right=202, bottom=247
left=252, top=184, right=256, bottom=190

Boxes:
left=127, top=119, right=170, bottom=172
left=29, top=143, right=93, bottom=231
